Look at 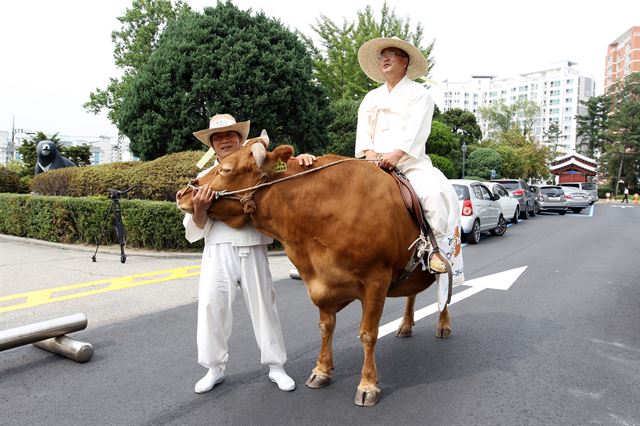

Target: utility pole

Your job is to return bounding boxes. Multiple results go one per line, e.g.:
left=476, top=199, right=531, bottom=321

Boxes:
left=8, top=116, right=16, bottom=162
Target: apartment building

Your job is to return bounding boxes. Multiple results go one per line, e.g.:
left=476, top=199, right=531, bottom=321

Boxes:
left=435, top=61, right=595, bottom=153
left=605, top=26, right=640, bottom=93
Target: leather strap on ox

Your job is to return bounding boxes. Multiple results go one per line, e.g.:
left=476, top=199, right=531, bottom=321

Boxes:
left=389, top=169, right=453, bottom=305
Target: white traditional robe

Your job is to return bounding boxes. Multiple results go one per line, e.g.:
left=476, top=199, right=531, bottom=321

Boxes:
left=356, top=76, right=465, bottom=309
left=184, top=165, right=287, bottom=369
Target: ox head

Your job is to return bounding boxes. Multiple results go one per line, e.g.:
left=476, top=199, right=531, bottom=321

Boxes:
left=176, top=130, right=294, bottom=228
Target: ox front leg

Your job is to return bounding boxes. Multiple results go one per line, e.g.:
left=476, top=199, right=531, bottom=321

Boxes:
left=396, top=295, right=416, bottom=337
left=306, top=309, right=335, bottom=389
left=355, top=289, right=386, bottom=407
left=436, top=305, right=452, bottom=338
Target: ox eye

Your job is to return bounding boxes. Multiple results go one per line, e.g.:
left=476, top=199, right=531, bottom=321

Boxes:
left=220, top=167, right=232, bottom=175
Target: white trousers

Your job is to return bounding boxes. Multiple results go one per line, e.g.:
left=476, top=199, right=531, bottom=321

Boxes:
left=399, top=156, right=465, bottom=308
left=197, top=243, right=287, bottom=369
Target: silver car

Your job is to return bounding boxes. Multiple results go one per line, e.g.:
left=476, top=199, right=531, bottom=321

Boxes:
left=536, top=185, right=568, bottom=215
left=561, top=186, right=590, bottom=213
left=561, top=183, right=598, bottom=205
left=450, top=179, right=507, bottom=244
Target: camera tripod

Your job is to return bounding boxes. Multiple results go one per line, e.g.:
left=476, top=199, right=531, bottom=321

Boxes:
left=92, top=186, right=135, bottom=263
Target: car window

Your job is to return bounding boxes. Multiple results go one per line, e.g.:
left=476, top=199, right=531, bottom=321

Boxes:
left=499, top=181, right=519, bottom=190
left=471, top=184, right=483, bottom=199
left=541, top=187, right=563, bottom=197
left=561, top=183, right=579, bottom=188
left=479, top=185, right=493, bottom=200
left=496, top=185, right=509, bottom=197
left=581, top=183, right=596, bottom=190
left=453, top=184, right=470, bottom=200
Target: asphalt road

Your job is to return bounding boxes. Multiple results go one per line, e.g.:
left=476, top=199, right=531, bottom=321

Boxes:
left=1, top=203, right=639, bottom=425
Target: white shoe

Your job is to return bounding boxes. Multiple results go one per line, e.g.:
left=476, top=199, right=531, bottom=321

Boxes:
left=194, top=367, right=224, bottom=394
left=268, top=364, right=295, bottom=391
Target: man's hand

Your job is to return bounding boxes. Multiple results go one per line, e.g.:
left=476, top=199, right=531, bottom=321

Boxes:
left=296, top=153, right=317, bottom=166
left=379, top=150, right=405, bottom=171
left=191, top=184, right=215, bottom=229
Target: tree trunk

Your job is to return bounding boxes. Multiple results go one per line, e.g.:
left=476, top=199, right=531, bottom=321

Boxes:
left=614, top=151, right=625, bottom=197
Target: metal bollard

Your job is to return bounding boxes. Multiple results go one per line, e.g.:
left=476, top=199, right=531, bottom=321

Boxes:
left=33, top=335, right=94, bottom=363
left=289, top=268, right=301, bottom=280
left=0, top=313, right=88, bottom=352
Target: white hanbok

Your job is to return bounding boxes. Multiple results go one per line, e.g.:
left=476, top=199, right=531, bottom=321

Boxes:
left=184, top=166, right=287, bottom=370
left=356, top=76, right=464, bottom=309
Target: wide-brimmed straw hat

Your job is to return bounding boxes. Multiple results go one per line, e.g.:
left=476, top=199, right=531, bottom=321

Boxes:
left=193, top=113, right=250, bottom=147
left=358, top=36, right=428, bottom=83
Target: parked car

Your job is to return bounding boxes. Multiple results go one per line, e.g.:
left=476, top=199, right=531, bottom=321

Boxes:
left=560, top=186, right=590, bottom=213
left=491, top=179, right=536, bottom=219
left=484, top=182, right=520, bottom=224
left=450, top=179, right=507, bottom=244
left=535, top=185, right=568, bottom=215
left=530, top=185, right=542, bottom=214
left=560, top=182, right=598, bottom=204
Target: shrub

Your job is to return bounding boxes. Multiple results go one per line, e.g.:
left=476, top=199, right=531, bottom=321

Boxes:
left=0, top=193, right=202, bottom=251
left=0, top=165, right=21, bottom=193
left=30, top=151, right=203, bottom=201
left=429, top=154, right=457, bottom=178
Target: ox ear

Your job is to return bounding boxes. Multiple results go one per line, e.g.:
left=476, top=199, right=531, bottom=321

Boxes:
left=251, top=142, right=267, bottom=167
left=260, top=129, right=270, bottom=147
left=263, top=145, right=294, bottom=175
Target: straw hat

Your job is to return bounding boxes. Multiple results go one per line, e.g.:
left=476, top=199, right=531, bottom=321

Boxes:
left=358, top=36, right=428, bottom=83
left=193, top=113, right=250, bottom=147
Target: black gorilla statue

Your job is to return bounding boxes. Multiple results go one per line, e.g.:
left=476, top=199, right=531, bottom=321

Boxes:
left=35, top=140, right=77, bottom=175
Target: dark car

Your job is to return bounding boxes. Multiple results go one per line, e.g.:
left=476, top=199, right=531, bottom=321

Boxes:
left=491, top=179, right=536, bottom=219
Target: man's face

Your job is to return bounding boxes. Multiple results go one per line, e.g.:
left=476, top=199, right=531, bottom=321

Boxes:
left=377, top=47, right=409, bottom=81
left=211, top=131, right=242, bottom=159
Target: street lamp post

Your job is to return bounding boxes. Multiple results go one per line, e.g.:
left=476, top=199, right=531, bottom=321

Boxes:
left=461, top=142, right=468, bottom=179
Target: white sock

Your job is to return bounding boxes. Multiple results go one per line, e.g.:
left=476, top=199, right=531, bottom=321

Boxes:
left=268, top=364, right=295, bottom=391
left=194, top=367, right=224, bottom=394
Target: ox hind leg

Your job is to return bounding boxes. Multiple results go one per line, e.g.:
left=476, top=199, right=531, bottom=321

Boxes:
left=436, top=305, right=451, bottom=338
left=396, top=295, right=416, bottom=337
left=354, top=285, right=388, bottom=407
left=306, top=304, right=346, bottom=389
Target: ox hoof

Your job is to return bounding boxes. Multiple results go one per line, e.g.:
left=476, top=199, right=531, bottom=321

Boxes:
left=436, top=327, right=451, bottom=339
left=395, top=326, right=412, bottom=338
left=305, top=373, right=331, bottom=389
left=354, top=387, right=380, bottom=407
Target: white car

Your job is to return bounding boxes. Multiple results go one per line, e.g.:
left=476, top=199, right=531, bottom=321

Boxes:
left=484, top=182, right=521, bottom=224
left=450, top=179, right=507, bottom=244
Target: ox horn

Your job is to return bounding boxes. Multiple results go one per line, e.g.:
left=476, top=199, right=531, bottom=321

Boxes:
left=260, top=129, right=270, bottom=147
left=251, top=142, right=267, bottom=167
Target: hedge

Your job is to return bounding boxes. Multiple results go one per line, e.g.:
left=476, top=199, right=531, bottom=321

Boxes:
left=0, top=166, right=21, bottom=193
left=0, top=193, right=202, bottom=251
left=30, top=151, right=203, bottom=201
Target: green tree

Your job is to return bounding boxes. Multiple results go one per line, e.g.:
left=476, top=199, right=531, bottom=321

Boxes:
left=16, top=132, right=63, bottom=176
left=576, top=95, right=610, bottom=158
left=429, top=154, right=456, bottom=178
left=544, top=122, right=563, bottom=154
left=478, top=99, right=539, bottom=138
left=439, top=108, right=482, bottom=146
left=606, top=72, right=640, bottom=195
left=325, top=99, right=358, bottom=156
left=117, top=2, right=332, bottom=160
left=495, top=145, right=525, bottom=179
left=62, top=145, right=93, bottom=167
left=302, top=1, right=434, bottom=102
left=84, top=0, right=192, bottom=124
left=466, top=147, right=502, bottom=180
left=427, top=120, right=461, bottom=175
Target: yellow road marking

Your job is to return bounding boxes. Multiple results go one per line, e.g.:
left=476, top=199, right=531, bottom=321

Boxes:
left=0, top=265, right=201, bottom=313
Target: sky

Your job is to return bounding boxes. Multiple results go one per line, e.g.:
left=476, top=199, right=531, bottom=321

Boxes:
left=1, top=0, right=638, bottom=138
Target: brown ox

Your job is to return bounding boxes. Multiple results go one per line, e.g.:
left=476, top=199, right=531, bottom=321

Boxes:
left=176, top=135, right=451, bottom=406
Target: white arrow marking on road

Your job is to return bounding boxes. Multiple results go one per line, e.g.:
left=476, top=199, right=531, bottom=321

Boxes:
left=610, top=205, right=634, bottom=208
left=377, top=266, right=528, bottom=338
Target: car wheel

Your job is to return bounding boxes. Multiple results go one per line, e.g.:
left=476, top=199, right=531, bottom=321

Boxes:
left=491, top=215, right=507, bottom=236
left=571, top=208, right=583, bottom=213
left=467, top=220, right=481, bottom=244
left=511, top=206, right=519, bottom=224
left=559, top=210, right=566, bottom=215
left=520, top=206, right=529, bottom=220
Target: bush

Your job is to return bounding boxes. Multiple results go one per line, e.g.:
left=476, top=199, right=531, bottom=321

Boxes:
left=30, top=151, right=203, bottom=201
left=598, top=185, right=612, bottom=198
left=0, top=165, right=21, bottom=193
left=0, top=193, right=202, bottom=251
left=429, top=154, right=457, bottom=178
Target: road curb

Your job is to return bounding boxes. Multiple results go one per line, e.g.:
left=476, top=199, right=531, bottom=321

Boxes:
left=0, top=234, right=288, bottom=259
